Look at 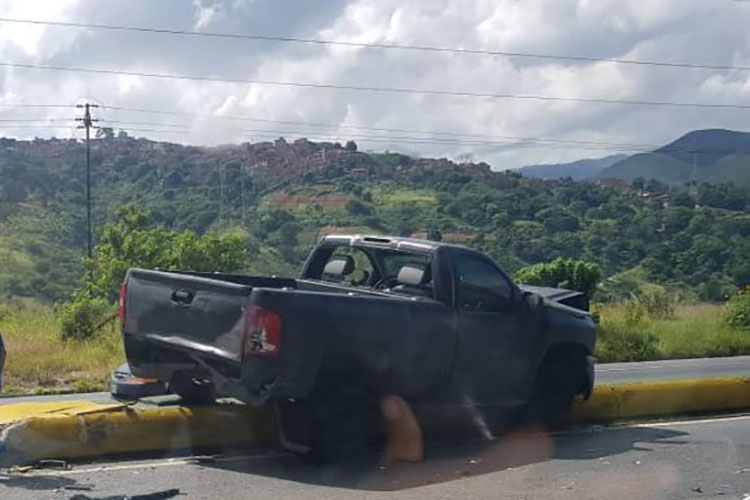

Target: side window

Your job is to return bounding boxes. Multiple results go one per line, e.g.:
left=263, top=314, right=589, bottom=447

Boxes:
left=455, top=254, right=513, bottom=312
left=322, top=247, right=375, bottom=287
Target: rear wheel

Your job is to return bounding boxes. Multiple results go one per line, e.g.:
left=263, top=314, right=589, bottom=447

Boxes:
left=526, top=349, right=587, bottom=430
left=169, top=372, right=216, bottom=405
left=279, top=377, right=383, bottom=464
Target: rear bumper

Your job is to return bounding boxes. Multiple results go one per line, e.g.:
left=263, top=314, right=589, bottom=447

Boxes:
left=124, top=333, right=284, bottom=407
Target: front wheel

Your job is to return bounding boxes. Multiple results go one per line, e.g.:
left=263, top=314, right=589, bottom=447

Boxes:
left=526, top=349, right=587, bottom=430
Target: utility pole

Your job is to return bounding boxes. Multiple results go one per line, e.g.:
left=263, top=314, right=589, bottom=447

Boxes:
left=218, top=164, right=225, bottom=225
left=76, top=103, right=99, bottom=260
left=690, top=150, right=698, bottom=198
left=241, top=166, right=247, bottom=226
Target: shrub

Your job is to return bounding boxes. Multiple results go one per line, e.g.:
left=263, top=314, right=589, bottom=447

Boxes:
left=514, top=257, right=601, bottom=298
left=622, top=300, right=645, bottom=327
left=59, top=295, right=113, bottom=341
left=640, top=289, right=675, bottom=319
left=723, top=291, right=750, bottom=329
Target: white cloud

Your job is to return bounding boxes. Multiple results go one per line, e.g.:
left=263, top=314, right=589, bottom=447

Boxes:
left=0, top=0, right=749, bottom=168
left=0, top=0, right=78, bottom=56
left=192, top=0, right=218, bottom=30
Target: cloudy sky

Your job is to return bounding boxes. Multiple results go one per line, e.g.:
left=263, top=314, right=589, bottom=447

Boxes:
left=0, top=0, right=749, bottom=169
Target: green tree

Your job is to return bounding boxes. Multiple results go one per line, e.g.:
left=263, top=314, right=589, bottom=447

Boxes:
left=87, top=206, right=247, bottom=299
left=96, top=127, right=114, bottom=139
left=426, top=229, right=442, bottom=241
left=345, top=199, right=373, bottom=216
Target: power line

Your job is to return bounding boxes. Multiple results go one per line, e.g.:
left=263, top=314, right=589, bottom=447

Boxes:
left=240, top=129, right=750, bottom=156
left=105, top=116, right=658, bottom=151
left=113, top=127, right=189, bottom=134
left=0, top=118, right=76, bottom=123
left=1, top=17, right=749, bottom=72
left=239, top=127, right=632, bottom=151
left=101, top=119, right=189, bottom=128
left=0, top=125, right=78, bottom=129
left=0, top=103, right=75, bottom=109
left=0, top=103, right=742, bottom=156
left=5, top=61, right=750, bottom=110
left=105, top=104, right=665, bottom=148
left=103, top=104, right=750, bottom=152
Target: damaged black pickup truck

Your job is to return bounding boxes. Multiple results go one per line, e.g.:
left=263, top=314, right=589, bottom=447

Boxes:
left=120, top=235, right=596, bottom=459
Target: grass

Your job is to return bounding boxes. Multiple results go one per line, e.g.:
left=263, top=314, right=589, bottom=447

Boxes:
left=0, top=301, right=123, bottom=394
left=372, top=187, right=436, bottom=205
left=595, top=303, right=750, bottom=362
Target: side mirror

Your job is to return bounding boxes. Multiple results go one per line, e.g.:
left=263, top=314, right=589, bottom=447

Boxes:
left=522, top=291, right=544, bottom=312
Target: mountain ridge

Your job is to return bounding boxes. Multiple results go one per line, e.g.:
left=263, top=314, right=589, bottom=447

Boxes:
left=518, top=154, right=628, bottom=180
left=598, top=129, right=750, bottom=185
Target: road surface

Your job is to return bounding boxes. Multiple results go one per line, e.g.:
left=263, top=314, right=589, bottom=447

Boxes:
left=2, top=413, right=750, bottom=499
left=3, top=355, right=749, bottom=405
left=596, top=355, right=750, bottom=384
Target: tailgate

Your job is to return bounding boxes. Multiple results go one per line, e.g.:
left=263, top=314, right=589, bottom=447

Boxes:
left=124, top=268, right=252, bottom=362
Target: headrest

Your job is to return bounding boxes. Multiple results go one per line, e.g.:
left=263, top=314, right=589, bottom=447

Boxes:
left=323, top=255, right=355, bottom=277
left=397, top=265, right=427, bottom=286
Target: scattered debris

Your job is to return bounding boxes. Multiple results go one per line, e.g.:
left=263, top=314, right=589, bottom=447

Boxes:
left=64, top=485, right=94, bottom=491
left=35, top=459, right=69, bottom=470
left=68, top=488, right=182, bottom=500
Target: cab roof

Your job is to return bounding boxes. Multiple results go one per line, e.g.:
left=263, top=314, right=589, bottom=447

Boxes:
left=321, top=234, right=467, bottom=253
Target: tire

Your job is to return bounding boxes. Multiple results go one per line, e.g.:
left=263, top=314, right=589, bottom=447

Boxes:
left=526, top=349, right=587, bottom=430
left=294, top=379, right=382, bottom=464
left=169, top=372, right=216, bottom=405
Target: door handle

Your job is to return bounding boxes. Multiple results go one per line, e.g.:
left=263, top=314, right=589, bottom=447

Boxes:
left=171, top=288, right=195, bottom=305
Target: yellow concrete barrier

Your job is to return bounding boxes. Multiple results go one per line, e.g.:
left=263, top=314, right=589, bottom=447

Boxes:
left=1, top=377, right=749, bottom=466
left=0, top=401, right=127, bottom=425
left=572, top=376, right=750, bottom=421
left=0, top=400, right=274, bottom=465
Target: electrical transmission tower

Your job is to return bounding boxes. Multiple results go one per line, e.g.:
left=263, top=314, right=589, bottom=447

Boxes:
left=76, top=103, right=99, bottom=260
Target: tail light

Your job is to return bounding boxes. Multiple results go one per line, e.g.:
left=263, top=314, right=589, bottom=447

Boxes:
left=243, top=306, right=282, bottom=359
left=118, top=280, right=128, bottom=325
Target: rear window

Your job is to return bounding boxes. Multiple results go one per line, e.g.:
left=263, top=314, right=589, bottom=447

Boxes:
left=380, top=251, right=431, bottom=279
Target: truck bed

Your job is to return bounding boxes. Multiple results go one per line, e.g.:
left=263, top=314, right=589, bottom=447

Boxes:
left=122, top=268, right=457, bottom=403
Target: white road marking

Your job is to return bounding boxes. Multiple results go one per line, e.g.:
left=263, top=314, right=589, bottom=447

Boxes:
left=633, top=413, right=750, bottom=428
left=17, top=452, right=290, bottom=477
left=597, top=358, right=750, bottom=372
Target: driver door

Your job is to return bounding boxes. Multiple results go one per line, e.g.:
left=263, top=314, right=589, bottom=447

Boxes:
left=451, top=250, right=539, bottom=413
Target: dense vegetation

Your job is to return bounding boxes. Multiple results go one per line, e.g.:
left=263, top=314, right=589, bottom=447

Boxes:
left=1, top=134, right=750, bottom=305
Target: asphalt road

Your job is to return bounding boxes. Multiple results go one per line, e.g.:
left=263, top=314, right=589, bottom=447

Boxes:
left=596, top=355, right=750, bottom=384
left=2, top=413, right=750, bottom=500
left=2, top=355, right=749, bottom=405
